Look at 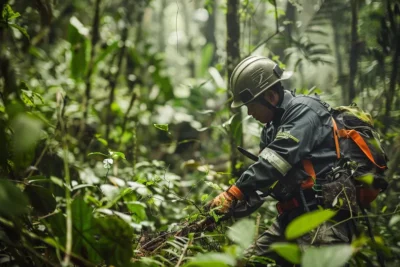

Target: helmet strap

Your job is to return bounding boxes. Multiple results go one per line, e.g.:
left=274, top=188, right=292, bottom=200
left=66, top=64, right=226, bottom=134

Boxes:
left=277, top=87, right=284, bottom=106
left=257, top=96, right=276, bottom=111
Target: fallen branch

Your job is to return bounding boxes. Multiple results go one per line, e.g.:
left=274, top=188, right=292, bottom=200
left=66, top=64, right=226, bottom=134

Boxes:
left=138, top=217, right=216, bottom=255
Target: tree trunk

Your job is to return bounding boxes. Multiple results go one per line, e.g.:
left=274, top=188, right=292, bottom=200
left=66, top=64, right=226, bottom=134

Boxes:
left=158, top=0, right=167, bottom=52
left=81, top=0, right=101, bottom=135
left=383, top=0, right=400, bottom=133
left=384, top=43, right=399, bottom=133
left=285, top=1, right=296, bottom=46
left=181, top=0, right=195, bottom=77
left=204, top=0, right=218, bottom=65
left=331, top=9, right=345, bottom=101
left=226, top=0, right=242, bottom=178
left=105, top=27, right=128, bottom=140
left=348, top=0, right=358, bottom=104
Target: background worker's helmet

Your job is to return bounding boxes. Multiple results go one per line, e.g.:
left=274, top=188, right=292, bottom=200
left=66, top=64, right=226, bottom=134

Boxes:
left=230, top=56, right=292, bottom=108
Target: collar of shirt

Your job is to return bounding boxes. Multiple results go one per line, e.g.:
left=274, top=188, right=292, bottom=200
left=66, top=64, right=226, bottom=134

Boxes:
left=272, top=90, right=294, bottom=125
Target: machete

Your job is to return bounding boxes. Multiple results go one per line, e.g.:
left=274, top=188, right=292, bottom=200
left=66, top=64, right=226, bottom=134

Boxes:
left=237, top=146, right=258, bottom=161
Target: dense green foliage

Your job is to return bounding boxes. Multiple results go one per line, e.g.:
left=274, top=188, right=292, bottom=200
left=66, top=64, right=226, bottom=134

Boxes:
left=0, top=0, right=399, bottom=266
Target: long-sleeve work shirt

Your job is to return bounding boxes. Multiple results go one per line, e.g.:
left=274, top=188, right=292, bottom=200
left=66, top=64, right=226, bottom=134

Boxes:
left=235, top=90, right=337, bottom=201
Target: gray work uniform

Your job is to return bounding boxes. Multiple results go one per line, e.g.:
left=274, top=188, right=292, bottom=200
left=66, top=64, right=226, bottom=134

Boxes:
left=234, top=90, right=352, bottom=266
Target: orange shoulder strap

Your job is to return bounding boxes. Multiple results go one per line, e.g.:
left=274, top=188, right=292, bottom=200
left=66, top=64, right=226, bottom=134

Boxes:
left=338, top=129, right=387, bottom=170
left=332, top=118, right=341, bottom=159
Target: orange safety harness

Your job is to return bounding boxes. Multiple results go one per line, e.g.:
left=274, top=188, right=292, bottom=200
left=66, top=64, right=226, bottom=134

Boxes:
left=276, top=117, right=387, bottom=214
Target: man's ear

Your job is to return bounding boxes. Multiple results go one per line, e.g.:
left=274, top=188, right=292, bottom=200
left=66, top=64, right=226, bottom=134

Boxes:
left=265, top=90, right=279, bottom=106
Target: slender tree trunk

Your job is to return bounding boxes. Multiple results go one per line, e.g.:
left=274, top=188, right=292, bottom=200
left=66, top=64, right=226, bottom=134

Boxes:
left=81, top=0, right=101, bottom=135
left=158, top=0, right=167, bottom=52
left=204, top=0, right=218, bottom=65
left=180, top=0, right=195, bottom=77
left=348, top=0, right=358, bottom=104
left=383, top=0, right=400, bottom=133
left=331, top=10, right=345, bottom=100
left=226, top=0, right=242, bottom=178
left=105, top=27, right=128, bottom=140
left=384, top=40, right=399, bottom=133
left=285, top=1, right=295, bottom=46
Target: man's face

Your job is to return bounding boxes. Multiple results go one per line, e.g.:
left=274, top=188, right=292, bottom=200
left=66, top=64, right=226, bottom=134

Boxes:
left=245, top=101, right=275, bottom=124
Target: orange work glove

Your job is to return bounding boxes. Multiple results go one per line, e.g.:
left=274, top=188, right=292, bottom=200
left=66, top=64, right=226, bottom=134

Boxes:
left=205, top=185, right=244, bottom=214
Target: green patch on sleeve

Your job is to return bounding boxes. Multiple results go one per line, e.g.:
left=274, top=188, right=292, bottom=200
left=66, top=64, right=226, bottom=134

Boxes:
left=275, top=130, right=299, bottom=143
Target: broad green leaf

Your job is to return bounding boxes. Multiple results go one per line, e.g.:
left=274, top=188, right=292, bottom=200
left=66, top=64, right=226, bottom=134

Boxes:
left=351, top=235, right=369, bottom=249
left=52, top=197, right=134, bottom=265
left=51, top=176, right=65, bottom=188
left=2, top=4, right=20, bottom=20
left=125, top=201, right=147, bottom=221
left=153, top=124, right=169, bottom=132
left=70, top=197, right=101, bottom=262
left=227, top=219, right=255, bottom=249
left=197, top=43, right=214, bottom=77
left=270, top=243, right=301, bottom=264
left=355, top=173, right=374, bottom=185
left=72, top=197, right=94, bottom=235
left=70, top=39, right=88, bottom=80
left=111, top=151, right=126, bottom=160
left=201, top=194, right=209, bottom=202
left=381, top=205, right=387, bottom=213
left=24, top=185, right=57, bottom=216
left=285, top=209, right=337, bottom=240
left=96, top=137, right=108, bottom=146
left=68, top=17, right=88, bottom=80
left=93, top=215, right=134, bottom=266
left=184, top=252, right=236, bottom=267
left=20, top=90, right=35, bottom=107
left=0, top=179, right=29, bottom=216
left=46, top=212, right=66, bottom=245
left=28, top=176, right=65, bottom=188
left=302, top=245, right=353, bottom=267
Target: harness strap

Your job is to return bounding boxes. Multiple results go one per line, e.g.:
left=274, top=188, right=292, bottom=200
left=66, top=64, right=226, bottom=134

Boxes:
left=337, top=129, right=387, bottom=170
left=332, top=118, right=341, bottom=159
left=302, top=159, right=316, bottom=189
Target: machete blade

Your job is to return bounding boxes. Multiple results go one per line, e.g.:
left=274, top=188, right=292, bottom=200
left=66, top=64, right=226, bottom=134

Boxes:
left=237, top=146, right=258, bottom=161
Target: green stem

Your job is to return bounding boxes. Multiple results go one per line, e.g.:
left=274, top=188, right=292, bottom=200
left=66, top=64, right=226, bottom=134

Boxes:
left=58, top=95, right=72, bottom=266
left=62, top=143, right=72, bottom=267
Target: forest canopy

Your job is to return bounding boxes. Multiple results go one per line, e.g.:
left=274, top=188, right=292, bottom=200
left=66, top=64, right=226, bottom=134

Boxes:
left=0, top=0, right=399, bottom=266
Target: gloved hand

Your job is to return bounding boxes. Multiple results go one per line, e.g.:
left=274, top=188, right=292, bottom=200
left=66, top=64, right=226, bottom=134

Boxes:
left=205, top=185, right=244, bottom=214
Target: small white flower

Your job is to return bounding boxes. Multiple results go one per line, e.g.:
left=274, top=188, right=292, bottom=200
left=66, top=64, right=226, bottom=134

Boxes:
left=103, top=158, right=114, bottom=169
